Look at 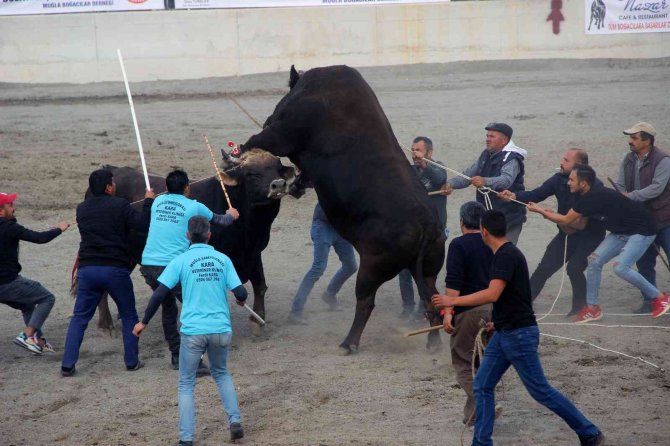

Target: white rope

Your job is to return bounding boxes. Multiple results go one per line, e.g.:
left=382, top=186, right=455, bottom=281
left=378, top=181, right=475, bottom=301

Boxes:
left=540, top=322, right=670, bottom=330
left=540, top=332, right=663, bottom=370
left=536, top=233, right=569, bottom=322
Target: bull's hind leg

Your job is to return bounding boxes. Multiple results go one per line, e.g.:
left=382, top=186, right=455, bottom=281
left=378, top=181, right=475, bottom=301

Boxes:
left=339, top=263, right=383, bottom=355
left=249, top=256, right=268, bottom=337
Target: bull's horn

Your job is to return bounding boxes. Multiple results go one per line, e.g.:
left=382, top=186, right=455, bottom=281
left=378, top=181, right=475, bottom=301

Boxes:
left=220, top=148, right=241, bottom=169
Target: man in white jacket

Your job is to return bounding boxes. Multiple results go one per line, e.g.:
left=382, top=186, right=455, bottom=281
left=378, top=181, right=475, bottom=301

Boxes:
left=443, top=123, right=528, bottom=245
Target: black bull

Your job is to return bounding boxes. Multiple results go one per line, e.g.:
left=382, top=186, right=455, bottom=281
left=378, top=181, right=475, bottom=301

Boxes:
left=76, top=149, right=295, bottom=334
left=242, top=65, right=446, bottom=354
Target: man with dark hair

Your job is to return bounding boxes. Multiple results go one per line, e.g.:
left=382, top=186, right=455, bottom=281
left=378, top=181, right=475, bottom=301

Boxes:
left=61, top=169, right=155, bottom=376
left=140, top=169, right=240, bottom=371
left=529, top=165, right=670, bottom=322
left=134, top=216, right=248, bottom=444
left=0, top=192, right=69, bottom=354
left=432, top=210, right=605, bottom=446
left=500, top=148, right=605, bottom=316
left=398, top=136, right=447, bottom=320
left=431, top=201, right=495, bottom=427
left=615, top=122, right=670, bottom=314
left=442, top=123, right=527, bottom=245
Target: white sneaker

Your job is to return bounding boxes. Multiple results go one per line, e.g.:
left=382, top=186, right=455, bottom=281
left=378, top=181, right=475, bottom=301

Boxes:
left=14, top=332, right=43, bottom=355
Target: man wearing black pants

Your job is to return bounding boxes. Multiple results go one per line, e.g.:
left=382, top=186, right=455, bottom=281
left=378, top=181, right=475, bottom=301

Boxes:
left=500, top=148, right=605, bottom=316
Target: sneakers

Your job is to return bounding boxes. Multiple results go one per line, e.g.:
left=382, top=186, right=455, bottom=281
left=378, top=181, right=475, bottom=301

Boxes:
left=321, top=293, right=342, bottom=311
left=633, top=301, right=652, bottom=315
left=39, top=337, right=56, bottom=353
left=230, top=422, right=244, bottom=441
left=126, top=360, right=144, bottom=371
left=579, top=431, right=606, bottom=446
left=651, top=293, right=670, bottom=318
left=565, top=307, right=581, bottom=318
left=14, top=332, right=43, bottom=355
left=61, top=365, right=76, bottom=377
left=287, top=312, right=308, bottom=325
left=573, top=305, right=602, bottom=324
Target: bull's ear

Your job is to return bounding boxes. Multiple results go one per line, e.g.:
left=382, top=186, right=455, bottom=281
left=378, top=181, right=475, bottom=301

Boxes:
left=289, top=65, right=300, bottom=89
left=280, top=165, right=295, bottom=180
left=218, top=171, right=238, bottom=187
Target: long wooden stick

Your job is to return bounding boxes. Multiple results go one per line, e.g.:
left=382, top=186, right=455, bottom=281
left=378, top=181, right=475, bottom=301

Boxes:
left=117, top=49, right=150, bottom=191
left=204, top=135, right=233, bottom=209
left=244, top=303, right=266, bottom=326
left=404, top=325, right=443, bottom=337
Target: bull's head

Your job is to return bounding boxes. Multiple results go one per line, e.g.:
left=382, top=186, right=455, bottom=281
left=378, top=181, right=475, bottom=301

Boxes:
left=219, top=148, right=295, bottom=202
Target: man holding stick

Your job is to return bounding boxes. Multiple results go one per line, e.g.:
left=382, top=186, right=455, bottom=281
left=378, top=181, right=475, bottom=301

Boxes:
left=140, top=169, right=240, bottom=371
left=432, top=210, right=605, bottom=446
left=528, top=165, right=670, bottom=322
left=134, top=216, right=247, bottom=444
left=499, top=148, right=605, bottom=316
left=614, top=122, right=670, bottom=314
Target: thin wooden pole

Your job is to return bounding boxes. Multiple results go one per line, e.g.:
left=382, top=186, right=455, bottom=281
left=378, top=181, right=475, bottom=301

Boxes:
left=404, top=325, right=443, bottom=337
left=204, top=135, right=233, bottom=209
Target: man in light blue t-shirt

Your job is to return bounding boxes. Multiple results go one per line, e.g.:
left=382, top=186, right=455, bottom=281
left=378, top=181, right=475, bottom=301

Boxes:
left=139, top=169, right=239, bottom=371
left=134, top=216, right=248, bottom=444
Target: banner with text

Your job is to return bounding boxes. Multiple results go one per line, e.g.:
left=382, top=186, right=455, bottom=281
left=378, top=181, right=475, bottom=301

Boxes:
left=585, top=0, right=670, bottom=34
left=0, top=0, right=164, bottom=16
left=175, top=0, right=449, bottom=10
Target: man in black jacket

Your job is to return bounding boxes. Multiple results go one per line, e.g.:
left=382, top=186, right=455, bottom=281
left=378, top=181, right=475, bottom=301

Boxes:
left=500, top=148, right=605, bottom=316
left=0, top=192, right=69, bottom=355
left=61, top=170, right=154, bottom=376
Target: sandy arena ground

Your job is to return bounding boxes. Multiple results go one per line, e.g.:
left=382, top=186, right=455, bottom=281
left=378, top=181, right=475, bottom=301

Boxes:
left=1, top=58, right=669, bottom=445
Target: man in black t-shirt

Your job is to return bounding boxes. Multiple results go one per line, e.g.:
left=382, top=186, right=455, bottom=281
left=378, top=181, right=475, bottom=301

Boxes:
left=432, top=201, right=492, bottom=426
left=529, top=164, right=670, bottom=323
left=433, top=210, right=605, bottom=446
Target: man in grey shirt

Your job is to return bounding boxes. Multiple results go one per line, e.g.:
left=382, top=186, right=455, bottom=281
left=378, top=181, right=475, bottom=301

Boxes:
left=443, top=123, right=527, bottom=245
left=615, top=122, right=670, bottom=314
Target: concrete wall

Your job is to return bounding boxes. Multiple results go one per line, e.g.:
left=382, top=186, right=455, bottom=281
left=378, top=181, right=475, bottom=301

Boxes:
left=1, top=0, right=668, bottom=84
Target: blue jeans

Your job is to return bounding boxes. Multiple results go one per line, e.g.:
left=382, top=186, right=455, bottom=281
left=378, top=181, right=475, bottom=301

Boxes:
left=291, top=219, right=357, bottom=314
left=636, top=226, right=670, bottom=302
left=62, top=266, right=139, bottom=368
left=179, top=332, right=240, bottom=442
left=472, top=325, right=599, bottom=446
left=586, top=233, right=658, bottom=306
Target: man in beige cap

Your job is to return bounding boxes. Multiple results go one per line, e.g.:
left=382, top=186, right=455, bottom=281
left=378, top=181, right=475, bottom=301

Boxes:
left=615, top=122, right=670, bottom=314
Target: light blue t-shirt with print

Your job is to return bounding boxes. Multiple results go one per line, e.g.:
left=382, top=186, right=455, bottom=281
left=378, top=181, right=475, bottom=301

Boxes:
left=141, top=194, right=214, bottom=266
left=158, top=244, right=242, bottom=335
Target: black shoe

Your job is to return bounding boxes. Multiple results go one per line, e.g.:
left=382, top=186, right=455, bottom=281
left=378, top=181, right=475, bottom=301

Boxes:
left=171, top=352, right=180, bottom=370
left=579, top=431, right=606, bottom=446
left=178, top=441, right=193, bottom=446
left=230, top=422, right=244, bottom=441
left=126, top=360, right=144, bottom=371
left=566, top=307, right=581, bottom=318
left=61, top=365, right=76, bottom=377
left=196, top=358, right=210, bottom=377
left=633, top=301, right=652, bottom=314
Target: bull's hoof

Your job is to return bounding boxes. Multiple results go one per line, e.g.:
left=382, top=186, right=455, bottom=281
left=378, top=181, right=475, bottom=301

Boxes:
left=426, top=333, right=442, bottom=354
left=337, top=343, right=358, bottom=356
left=250, top=321, right=263, bottom=337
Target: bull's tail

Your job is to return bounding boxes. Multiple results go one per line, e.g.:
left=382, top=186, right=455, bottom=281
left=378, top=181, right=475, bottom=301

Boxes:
left=70, top=254, right=79, bottom=297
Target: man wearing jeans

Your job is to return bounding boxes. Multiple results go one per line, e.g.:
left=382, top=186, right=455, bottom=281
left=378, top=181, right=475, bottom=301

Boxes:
left=432, top=210, right=605, bottom=446
left=529, top=164, right=670, bottom=322
left=287, top=201, right=357, bottom=325
left=615, top=122, right=670, bottom=314
left=134, top=216, right=247, bottom=444
left=62, top=169, right=154, bottom=376
left=0, top=192, right=69, bottom=354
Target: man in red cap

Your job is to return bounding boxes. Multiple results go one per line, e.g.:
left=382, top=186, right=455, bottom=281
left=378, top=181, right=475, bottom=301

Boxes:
left=0, top=192, right=70, bottom=354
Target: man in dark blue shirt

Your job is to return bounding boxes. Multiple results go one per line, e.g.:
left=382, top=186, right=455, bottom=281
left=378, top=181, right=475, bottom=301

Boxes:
left=433, top=210, right=605, bottom=446
left=500, top=148, right=605, bottom=316
left=432, top=201, right=492, bottom=426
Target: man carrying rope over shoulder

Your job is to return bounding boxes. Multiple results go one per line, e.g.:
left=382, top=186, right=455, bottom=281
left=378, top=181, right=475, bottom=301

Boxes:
left=499, top=148, right=605, bottom=317
left=140, top=169, right=240, bottom=372
left=442, top=123, right=527, bottom=245
left=528, top=164, right=670, bottom=322
left=432, top=201, right=496, bottom=427
left=432, top=210, right=605, bottom=446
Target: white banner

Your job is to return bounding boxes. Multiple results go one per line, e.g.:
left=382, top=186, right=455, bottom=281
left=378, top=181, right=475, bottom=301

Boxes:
left=175, top=0, right=449, bottom=10
left=0, top=0, right=164, bottom=16
left=585, top=0, right=670, bottom=34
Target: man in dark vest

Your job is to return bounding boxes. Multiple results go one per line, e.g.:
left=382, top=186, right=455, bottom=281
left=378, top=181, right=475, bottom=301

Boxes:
left=442, top=123, right=527, bottom=245
left=615, top=122, right=670, bottom=314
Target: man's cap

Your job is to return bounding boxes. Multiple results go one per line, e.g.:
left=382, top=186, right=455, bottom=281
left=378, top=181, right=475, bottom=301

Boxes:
left=623, top=122, right=656, bottom=136
left=485, top=122, right=513, bottom=139
left=0, top=192, right=17, bottom=206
